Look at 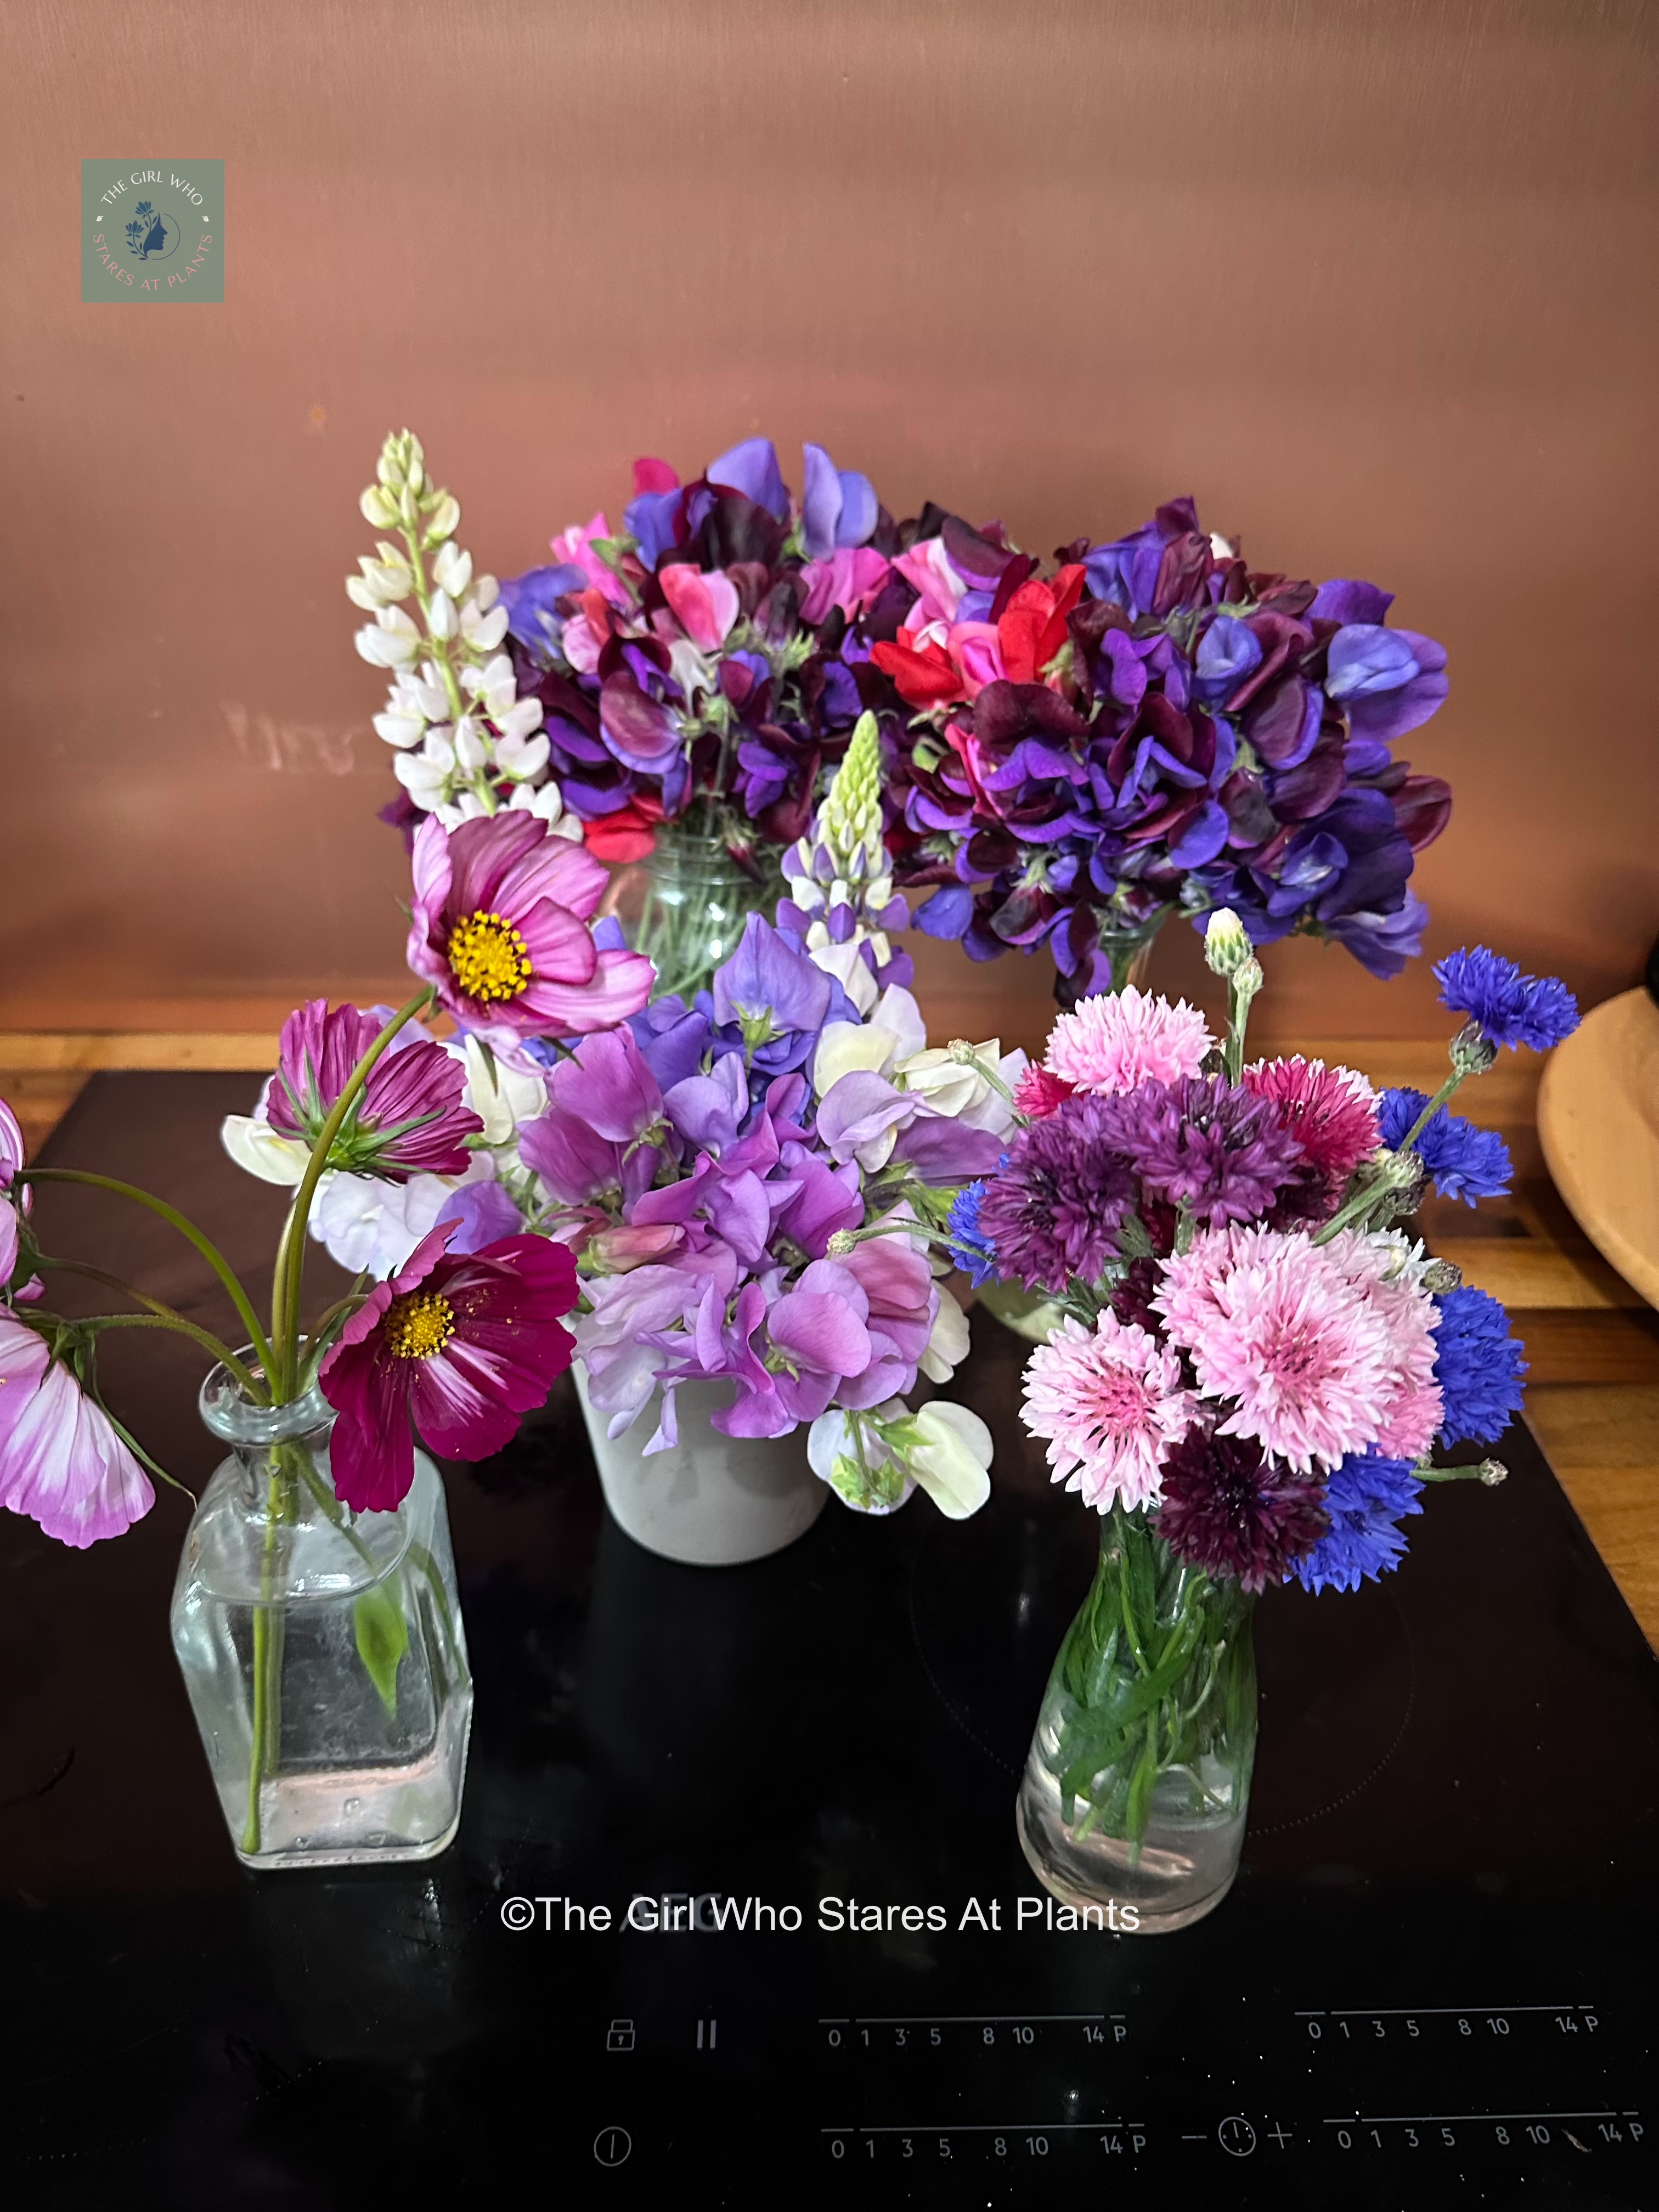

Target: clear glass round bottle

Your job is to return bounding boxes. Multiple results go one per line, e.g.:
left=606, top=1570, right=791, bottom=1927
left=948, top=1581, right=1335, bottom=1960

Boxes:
left=169, top=1359, right=472, bottom=1870
left=1016, top=1508, right=1256, bottom=1933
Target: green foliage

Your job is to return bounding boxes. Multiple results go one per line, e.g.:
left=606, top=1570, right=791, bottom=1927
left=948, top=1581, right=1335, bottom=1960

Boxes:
left=353, top=1580, right=409, bottom=1717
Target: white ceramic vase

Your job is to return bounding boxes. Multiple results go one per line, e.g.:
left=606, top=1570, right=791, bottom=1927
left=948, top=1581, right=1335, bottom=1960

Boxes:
left=573, top=1366, right=827, bottom=1566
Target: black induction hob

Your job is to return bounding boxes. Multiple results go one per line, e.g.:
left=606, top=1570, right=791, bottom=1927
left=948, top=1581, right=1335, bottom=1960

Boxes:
left=2, top=1073, right=1655, bottom=2209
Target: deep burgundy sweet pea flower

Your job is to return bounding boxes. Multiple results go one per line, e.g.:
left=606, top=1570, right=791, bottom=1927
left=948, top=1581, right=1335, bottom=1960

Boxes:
left=319, top=1225, right=579, bottom=1511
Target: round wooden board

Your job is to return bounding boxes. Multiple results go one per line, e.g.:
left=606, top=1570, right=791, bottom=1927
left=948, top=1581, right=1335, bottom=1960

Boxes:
left=1537, top=987, right=1659, bottom=1311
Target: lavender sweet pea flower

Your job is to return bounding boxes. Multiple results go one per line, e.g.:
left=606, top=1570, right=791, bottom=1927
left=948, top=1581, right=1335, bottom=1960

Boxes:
left=707, top=437, right=789, bottom=522
left=1308, top=579, right=1395, bottom=625
left=801, top=443, right=880, bottom=558
left=552, top=1025, right=664, bottom=1143
left=711, top=913, right=834, bottom=1073
left=1324, top=624, right=1449, bottom=744
left=1193, top=614, right=1262, bottom=700
left=628, top=995, right=716, bottom=1092
left=623, top=487, right=685, bottom=569
left=772, top=1145, right=865, bottom=1258
left=433, top=1175, right=524, bottom=1252
left=664, top=1051, right=749, bottom=1154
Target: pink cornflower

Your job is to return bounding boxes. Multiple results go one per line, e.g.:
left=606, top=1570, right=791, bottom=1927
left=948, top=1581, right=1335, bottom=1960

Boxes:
left=1044, top=988, right=1214, bottom=1097
left=1021, top=1311, right=1196, bottom=1511
left=1154, top=1224, right=1393, bottom=1474
left=0, top=1317, right=155, bottom=1548
left=1012, top=1064, right=1076, bottom=1120
left=1242, top=1056, right=1380, bottom=1182
left=1324, top=1230, right=1443, bottom=1463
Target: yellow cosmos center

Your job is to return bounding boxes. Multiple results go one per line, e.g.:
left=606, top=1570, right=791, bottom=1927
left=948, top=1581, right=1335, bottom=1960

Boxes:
left=382, top=1290, right=456, bottom=1361
left=448, top=909, right=533, bottom=1005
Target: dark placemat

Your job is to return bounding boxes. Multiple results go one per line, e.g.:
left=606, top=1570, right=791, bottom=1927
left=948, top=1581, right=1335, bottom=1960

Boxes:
left=2, top=1073, right=1656, bottom=2208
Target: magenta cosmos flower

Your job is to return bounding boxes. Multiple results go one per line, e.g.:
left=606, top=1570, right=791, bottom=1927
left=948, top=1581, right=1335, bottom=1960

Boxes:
left=0, top=1318, right=155, bottom=1548
left=319, top=1223, right=579, bottom=1511
left=264, top=999, right=481, bottom=1176
left=408, top=812, right=654, bottom=1048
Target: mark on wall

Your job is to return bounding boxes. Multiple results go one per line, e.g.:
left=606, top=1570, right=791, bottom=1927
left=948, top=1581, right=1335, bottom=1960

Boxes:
left=223, top=701, right=362, bottom=775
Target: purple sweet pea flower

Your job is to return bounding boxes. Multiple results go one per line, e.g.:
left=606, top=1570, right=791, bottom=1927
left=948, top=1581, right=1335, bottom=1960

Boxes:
left=710, top=913, right=834, bottom=1071
left=498, top=563, right=586, bottom=651
left=665, top=1052, right=750, bottom=1155
left=552, top=1025, right=664, bottom=1143
left=707, top=436, right=789, bottom=522
left=1308, top=579, right=1395, bottom=626
left=433, top=1175, right=525, bottom=1253
left=1325, top=624, right=1449, bottom=745
left=801, top=443, right=879, bottom=558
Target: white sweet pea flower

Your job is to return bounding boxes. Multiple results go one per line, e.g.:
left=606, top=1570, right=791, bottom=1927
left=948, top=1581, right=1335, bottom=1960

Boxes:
left=806, top=1407, right=915, bottom=1515
left=870, top=985, right=927, bottom=1061
left=431, top=541, right=473, bottom=598
left=919, top=1286, right=970, bottom=1384
left=905, top=1402, right=993, bottom=1519
left=219, top=1114, right=309, bottom=1186
left=449, top=1034, right=546, bottom=1144
left=309, top=1171, right=456, bottom=1279
left=812, top=1018, right=899, bottom=1097
left=666, top=637, right=715, bottom=703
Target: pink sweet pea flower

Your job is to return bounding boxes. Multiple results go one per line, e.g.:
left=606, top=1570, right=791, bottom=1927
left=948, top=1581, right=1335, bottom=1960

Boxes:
left=0, top=1317, right=155, bottom=1547
left=894, top=537, right=969, bottom=625
left=549, top=511, right=632, bottom=610
left=657, top=563, right=740, bottom=652
left=944, top=620, right=1007, bottom=700
left=797, top=548, right=893, bottom=626
left=408, top=811, right=654, bottom=1051
left=319, top=1224, right=579, bottom=1511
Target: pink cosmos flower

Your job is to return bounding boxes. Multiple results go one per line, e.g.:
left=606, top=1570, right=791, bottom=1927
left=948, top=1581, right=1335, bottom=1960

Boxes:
left=1154, top=1223, right=1394, bottom=1474
left=408, top=811, right=653, bottom=1051
left=0, top=1317, right=155, bottom=1548
left=1242, top=1056, right=1380, bottom=1182
left=1044, top=988, right=1214, bottom=1097
left=264, top=999, right=481, bottom=1177
left=1022, top=1311, right=1197, bottom=1511
left=319, top=1223, right=579, bottom=1511
left=657, top=563, right=740, bottom=652
left=1324, top=1229, right=1443, bottom=1462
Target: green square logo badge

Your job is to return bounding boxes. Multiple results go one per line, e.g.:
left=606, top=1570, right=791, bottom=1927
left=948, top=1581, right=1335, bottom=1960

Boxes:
left=82, top=160, right=223, bottom=302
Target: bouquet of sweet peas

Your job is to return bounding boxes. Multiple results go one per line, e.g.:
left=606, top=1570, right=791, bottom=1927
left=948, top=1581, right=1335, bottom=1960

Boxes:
left=225, top=719, right=1014, bottom=1520
left=873, top=498, right=1453, bottom=994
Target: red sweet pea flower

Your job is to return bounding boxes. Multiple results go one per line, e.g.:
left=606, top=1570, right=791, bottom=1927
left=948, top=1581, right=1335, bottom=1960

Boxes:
left=995, top=564, right=1087, bottom=686
left=582, top=791, right=665, bottom=864
left=320, top=1225, right=579, bottom=1511
left=871, top=634, right=969, bottom=709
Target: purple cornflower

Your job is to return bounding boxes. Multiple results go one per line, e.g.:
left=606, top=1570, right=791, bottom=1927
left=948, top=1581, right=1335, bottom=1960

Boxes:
left=1433, top=947, right=1579, bottom=1053
left=1094, top=1076, right=1305, bottom=1228
left=975, top=1095, right=1137, bottom=1294
left=1155, top=1430, right=1330, bottom=1594
left=1289, top=1451, right=1423, bottom=1593
left=1377, top=1087, right=1512, bottom=1206
left=266, top=1001, right=481, bottom=1178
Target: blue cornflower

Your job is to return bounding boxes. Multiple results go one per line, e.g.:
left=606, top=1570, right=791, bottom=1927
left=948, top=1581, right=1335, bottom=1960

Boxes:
left=945, top=1181, right=999, bottom=1287
left=1289, top=1453, right=1424, bottom=1594
left=1376, top=1086, right=1512, bottom=1205
left=1433, top=946, right=1579, bottom=1053
left=1434, top=1284, right=1526, bottom=1446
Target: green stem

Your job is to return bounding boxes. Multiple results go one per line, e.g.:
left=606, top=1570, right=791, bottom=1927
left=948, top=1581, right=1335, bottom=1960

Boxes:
left=241, top=1463, right=288, bottom=1855
left=38, top=1261, right=263, bottom=1397
left=21, top=1169, right=274, bottom=1386
left=1396, top=1069, right=1466, bottom=1154
left=273, top=990, right=434, bottom=1398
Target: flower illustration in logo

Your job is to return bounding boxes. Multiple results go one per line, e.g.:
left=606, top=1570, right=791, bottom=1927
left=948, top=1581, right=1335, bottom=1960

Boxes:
left=123, top=202, right=178, bottom=260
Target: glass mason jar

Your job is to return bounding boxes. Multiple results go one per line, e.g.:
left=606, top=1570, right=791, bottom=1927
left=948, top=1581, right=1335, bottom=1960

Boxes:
left=1016, top=1506, right=1256, bottom=1933
left=602, top=823, right=784, bottom=1006
left=170, top=1359, right=472, bottom=1870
